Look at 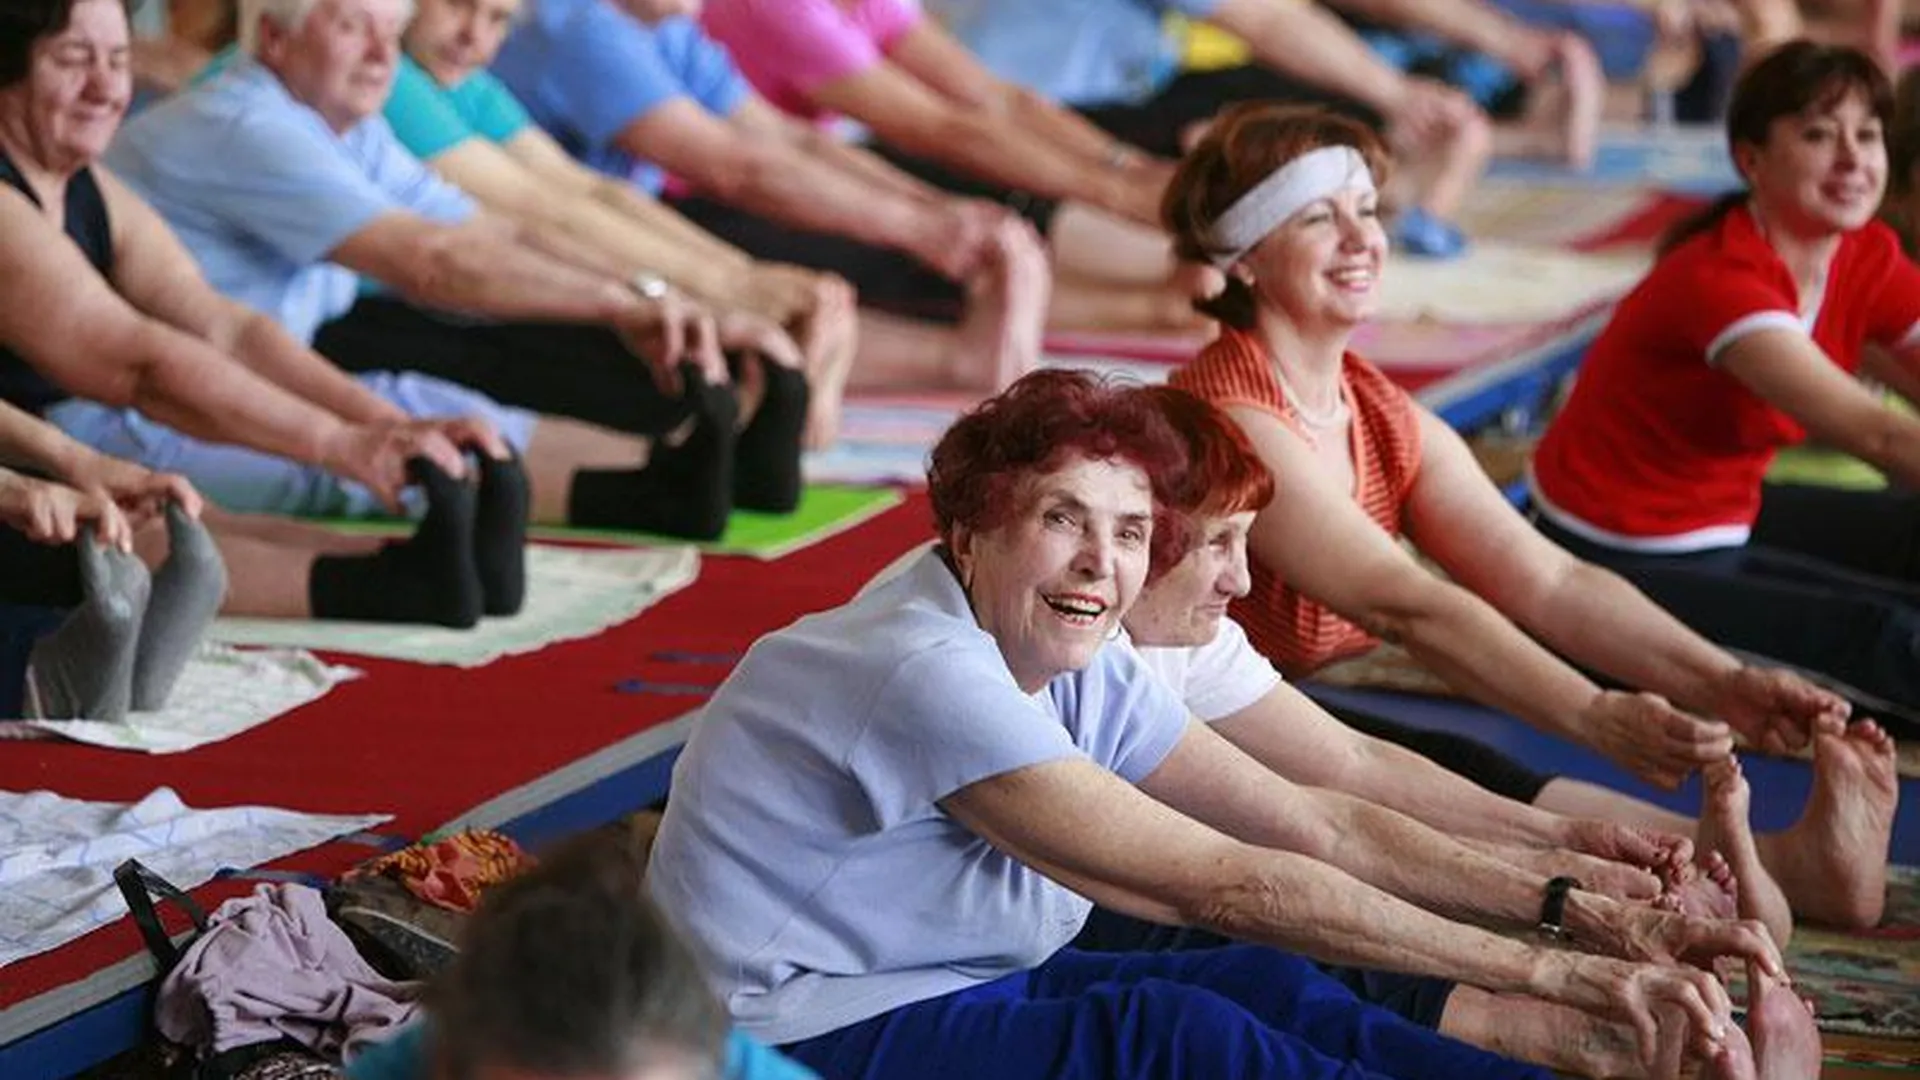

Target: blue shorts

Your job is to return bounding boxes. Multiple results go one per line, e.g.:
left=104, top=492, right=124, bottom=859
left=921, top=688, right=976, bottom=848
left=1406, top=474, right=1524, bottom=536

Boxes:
left=45, top=371, right=538, bottom=519
left=782, top=946, right=1550, bottom=1080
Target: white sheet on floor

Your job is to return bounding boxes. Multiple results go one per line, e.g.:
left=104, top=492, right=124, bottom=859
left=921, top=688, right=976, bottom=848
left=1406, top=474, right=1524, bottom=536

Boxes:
left=0, top=787, right=387, bottom=968
left=1374, top=242, right=1651, bottom=324
left=0, top=645, right=360, bottom=754
left=208, top=543, right=700, bottom=667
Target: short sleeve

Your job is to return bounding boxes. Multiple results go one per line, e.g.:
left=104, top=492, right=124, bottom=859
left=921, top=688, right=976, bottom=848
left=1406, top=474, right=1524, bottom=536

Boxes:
left=651, top=16, right=753, bottom=117
left=850, top=646, right=1082, bottom=830
left=1077, top=644, right=1193, bottom=782
left=457, top=71, right=535, bottom=143
left=1860, top=227, right=1920, bottom=347
left=383, top=59, right=478, bottom=161
left=1657, top=255, right=1802, bottom=365
left=188, top=111, right=414, bottom=264
left=866, top=0, right=924, bottom=50
left=543, top=2, right=699, bottom=143
left=1182, top=619, right=1282, bottom=722
left=359, top=119, right=476, bottom=225
left=703, top=0, right=885, bottom=97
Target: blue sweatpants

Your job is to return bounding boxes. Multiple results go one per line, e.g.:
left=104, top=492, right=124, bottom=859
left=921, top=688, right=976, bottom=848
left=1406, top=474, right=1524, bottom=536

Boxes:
left=782, top=947, right=1551, bottom=1080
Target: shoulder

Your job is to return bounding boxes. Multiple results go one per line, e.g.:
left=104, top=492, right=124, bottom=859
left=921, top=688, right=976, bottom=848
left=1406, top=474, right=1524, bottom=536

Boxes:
left=1171, top=330, right=1284, bottom=408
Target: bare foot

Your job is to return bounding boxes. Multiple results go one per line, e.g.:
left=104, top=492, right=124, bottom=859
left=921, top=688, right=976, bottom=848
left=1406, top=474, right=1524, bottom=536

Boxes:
left=1743, top=961, right=1822, bottom=1079
left=1664, top=850, right=1741, bottom=922
left=1761, top=720, right=1899, bottom=928
left=1510, top=35, right=1603, bottom=170
left=797, top=293, right=857, bottom=450
left=952, top=222, right=1048, bottom=390
left=1698, top=755, right=1792, bottom=946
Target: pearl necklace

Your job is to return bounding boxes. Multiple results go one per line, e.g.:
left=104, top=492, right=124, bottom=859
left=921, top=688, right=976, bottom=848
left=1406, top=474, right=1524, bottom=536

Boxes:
left=1274, top=364, right=1349, bottom=429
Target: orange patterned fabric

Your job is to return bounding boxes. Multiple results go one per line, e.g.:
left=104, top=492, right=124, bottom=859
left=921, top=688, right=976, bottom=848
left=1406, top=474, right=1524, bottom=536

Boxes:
left=1169, top=328, right=1424, bottom=677
left=353, top=830, right=531, bottom=913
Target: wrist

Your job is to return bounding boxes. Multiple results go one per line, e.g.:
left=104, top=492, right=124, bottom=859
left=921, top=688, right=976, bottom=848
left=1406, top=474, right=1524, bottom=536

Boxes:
left=309, top=416, right=352, bottom=469
left=1559, top=888, right=1618, bottom=950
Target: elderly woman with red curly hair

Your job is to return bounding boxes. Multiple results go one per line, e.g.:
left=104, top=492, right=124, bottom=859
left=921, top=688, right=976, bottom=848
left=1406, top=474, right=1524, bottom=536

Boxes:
left=646, top=369, right=1779, bottom=1080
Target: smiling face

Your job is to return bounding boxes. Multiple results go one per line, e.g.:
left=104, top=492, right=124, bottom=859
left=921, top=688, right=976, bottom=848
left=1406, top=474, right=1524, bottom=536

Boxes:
left=404, top=0, right=519, bottom=85
left=5, top=0, right=132, bottom=171
left=1122, top=511, right=1254, bottom=648
left=1240, top=181, right=1385, bottom=331
left=951, top=455, right=1155, bottom=692
left=1739, top=86, right=1888, bottom=235
left=257, top=0, right=409, bottom=132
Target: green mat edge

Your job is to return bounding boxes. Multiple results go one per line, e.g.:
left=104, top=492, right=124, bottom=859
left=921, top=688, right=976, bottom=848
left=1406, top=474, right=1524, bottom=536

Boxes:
left=304, top=483, right=905, bottom=560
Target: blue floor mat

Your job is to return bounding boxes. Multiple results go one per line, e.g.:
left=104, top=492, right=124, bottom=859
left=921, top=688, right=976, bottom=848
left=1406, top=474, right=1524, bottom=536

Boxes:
left=1489, top=127, right=1741, bottom=196
left=1304, top=684, right=1920, bottom=865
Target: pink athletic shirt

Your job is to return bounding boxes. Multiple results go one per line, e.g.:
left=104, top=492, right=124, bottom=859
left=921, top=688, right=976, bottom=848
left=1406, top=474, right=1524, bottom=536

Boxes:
left=701, top=0, right=923, bottom=125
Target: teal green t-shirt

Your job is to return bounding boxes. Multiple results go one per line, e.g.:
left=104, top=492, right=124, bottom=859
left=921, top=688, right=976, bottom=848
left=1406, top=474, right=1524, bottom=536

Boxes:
left=383, top=56, right=535, bottom=160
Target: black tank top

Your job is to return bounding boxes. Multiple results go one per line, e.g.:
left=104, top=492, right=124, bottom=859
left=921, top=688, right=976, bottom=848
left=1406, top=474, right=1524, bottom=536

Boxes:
left=0, top=148, right=112, bottom=413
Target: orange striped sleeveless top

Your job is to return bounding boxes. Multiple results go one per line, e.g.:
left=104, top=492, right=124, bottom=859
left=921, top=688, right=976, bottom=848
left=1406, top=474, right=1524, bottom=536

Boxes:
left=1168, top=329, right=1425, bottom=677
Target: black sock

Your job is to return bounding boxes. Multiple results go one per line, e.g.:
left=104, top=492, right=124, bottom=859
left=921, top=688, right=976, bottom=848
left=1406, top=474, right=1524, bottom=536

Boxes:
left=474, top=451, right=530, bottom=617
left=310, top=459, right=483, bottom=628
left=568, top=365, right=737, bottom=540
left=733, top=362, right=808, bottom=514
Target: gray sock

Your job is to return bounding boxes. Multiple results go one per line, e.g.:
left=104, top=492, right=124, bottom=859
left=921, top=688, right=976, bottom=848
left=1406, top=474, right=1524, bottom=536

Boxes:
left=26, top=537, right=151, bottom=722
left=132, top=503, right=228, bottom=711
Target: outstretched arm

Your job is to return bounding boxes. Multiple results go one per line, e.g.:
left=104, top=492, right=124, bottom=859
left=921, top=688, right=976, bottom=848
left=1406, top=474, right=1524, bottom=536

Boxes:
left=1214, top=680, right=1648, bottom=861
left=805, top=35, right=1159, bottom=222
left=944, top=741, right=1768, bottom=1068
left=887, top=20, right=1162, bottom=172
left=97, top=169, right=407, bottom=428
left=0, top=186, right=357, bottom=467
left=1227, top=403, right=1730, bottom=788
left=616, top=98, right=956, bottom=271
left=1406, top=409, right=1845, bottom=753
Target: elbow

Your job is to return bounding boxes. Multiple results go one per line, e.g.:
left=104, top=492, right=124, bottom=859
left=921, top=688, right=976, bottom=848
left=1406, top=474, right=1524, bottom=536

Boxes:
left=391, top=229, right=473, bottom=304
left=696, top=144, right=776, bottom=205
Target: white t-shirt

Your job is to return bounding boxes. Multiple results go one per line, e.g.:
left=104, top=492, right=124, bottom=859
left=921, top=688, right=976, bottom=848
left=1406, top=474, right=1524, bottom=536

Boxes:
left=647, top=548, right=1191, bottom=1045
left=1133, top=616, right=1283, bottom=722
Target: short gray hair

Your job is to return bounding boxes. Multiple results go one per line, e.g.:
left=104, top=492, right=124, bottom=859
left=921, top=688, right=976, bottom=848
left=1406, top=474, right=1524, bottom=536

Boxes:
left=236, top=0, right=322, bottom=54
left=237, top=0, right=417, bottom=55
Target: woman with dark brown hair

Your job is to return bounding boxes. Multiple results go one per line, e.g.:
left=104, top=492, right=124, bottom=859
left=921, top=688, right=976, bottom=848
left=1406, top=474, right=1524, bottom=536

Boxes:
left=1160, top=98, right=1897, bottom=933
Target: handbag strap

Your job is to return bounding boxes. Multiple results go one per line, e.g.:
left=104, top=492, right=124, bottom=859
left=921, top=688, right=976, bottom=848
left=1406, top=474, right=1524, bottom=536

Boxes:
left=113, top=858, right=211, bottom=973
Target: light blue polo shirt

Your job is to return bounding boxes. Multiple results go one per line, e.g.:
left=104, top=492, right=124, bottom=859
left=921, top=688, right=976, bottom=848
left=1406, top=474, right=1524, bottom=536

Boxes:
left=490, top=0, right=750, bottom=194
left=103, top=58, right=476, bottom=344
left=384, top=55, right=535, bottom=160
left=647, top=547, right=1190, bottom=1045
left=927, top=0, right=1223, bottom=107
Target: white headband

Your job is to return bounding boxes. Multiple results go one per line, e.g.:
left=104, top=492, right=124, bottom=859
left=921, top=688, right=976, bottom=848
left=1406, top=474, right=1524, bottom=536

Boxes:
left=1206, top=145, right=1375, bottom=268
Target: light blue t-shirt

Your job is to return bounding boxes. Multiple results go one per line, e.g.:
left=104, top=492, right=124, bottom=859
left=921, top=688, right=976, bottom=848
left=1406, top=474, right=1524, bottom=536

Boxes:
left=928, top=0, right=1222, bottom=106
left=491, top=0, right=750, bottom=194
left=103, top=58, right=476, bottom=344
left=647, top=548, right=1190, bottom=1045
left=347, top=1020, right=818, bottom=1080
left=385, top=55, right=535, bottom=160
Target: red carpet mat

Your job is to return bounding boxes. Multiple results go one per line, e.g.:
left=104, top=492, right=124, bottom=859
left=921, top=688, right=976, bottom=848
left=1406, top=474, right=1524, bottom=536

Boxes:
left=0, top=492, right=935, bottom=1021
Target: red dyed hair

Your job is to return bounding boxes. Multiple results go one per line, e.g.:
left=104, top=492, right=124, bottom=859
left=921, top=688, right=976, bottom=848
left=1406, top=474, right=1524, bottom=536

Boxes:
left=1141, top=386, right=1274, bottom=519
left=928, top=370, right=1192, bottom=576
